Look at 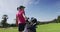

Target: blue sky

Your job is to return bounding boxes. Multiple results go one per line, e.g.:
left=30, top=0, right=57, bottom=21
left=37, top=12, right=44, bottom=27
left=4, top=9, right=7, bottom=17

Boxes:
left=0, top=0, right=60, bottom=24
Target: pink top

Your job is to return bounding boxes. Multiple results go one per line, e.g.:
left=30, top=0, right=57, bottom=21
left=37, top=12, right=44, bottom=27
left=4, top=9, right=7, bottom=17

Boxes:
left=16, top=9, right=26, bottom=24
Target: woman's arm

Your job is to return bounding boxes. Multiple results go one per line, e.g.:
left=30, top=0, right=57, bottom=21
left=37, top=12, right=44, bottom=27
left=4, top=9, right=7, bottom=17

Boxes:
left=23, top=14, right=27, bottom=20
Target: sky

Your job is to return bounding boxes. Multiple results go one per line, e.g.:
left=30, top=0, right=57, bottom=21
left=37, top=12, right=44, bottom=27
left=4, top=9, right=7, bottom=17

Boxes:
left=0, top=0, right=60, bottom=24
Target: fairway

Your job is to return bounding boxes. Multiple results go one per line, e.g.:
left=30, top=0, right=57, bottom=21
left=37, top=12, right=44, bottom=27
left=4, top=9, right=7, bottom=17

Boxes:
left=0, top=23, right=60, bottom=32
left=37, top=23, right=60, bottom=32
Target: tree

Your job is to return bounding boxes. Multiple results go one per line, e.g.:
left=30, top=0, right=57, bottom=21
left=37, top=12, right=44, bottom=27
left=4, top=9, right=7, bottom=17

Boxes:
left=10, top=24, right=16, bottom=27
left=1, top=14, right=8, bottom=28
left=52, top=19, right=57, bottom=23
left=57, top=16, right=60, bottom=23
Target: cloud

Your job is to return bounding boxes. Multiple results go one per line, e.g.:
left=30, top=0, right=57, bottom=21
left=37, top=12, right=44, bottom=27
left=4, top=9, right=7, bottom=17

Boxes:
left=16, top=0, right=32, bottom=7
left=0, top=0, right=18, bottom=23
left=0, top=0, right=40, bottom=23
left=0, top=0, right=34, bottom=23
left=56, top=11, right=60, bottom=14
left=34, top=0, right=40, bottom=5
left=20, top=0, right=40, bottom=7
left=26, top=0, right=40, bottom=5
left=22, top=0, right=31, bottom=6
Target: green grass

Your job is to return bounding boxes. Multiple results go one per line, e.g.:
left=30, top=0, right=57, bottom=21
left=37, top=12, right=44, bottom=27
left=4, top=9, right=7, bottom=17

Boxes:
left=0, top=27, right=18, bottom=32
left=37, top=23, right=60, bottom=32
left=0, top=23, right=60, bottom=32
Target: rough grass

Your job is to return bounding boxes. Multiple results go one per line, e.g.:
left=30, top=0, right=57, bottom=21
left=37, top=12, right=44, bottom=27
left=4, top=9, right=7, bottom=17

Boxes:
left=0, top=23, right=60, bottom=32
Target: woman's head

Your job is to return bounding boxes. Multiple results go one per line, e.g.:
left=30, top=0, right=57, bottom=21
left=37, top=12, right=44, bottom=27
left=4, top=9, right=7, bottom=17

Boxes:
left=17, top=6, right=25, bottom=10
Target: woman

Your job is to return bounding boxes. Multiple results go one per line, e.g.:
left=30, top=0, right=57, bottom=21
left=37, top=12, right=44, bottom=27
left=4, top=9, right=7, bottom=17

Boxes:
left=16, top=6, right=26, bottom=32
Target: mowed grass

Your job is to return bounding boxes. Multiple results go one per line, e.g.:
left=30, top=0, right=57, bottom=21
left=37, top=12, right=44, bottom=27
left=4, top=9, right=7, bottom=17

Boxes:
left=0, top=27, right=18, bottom=32
left=0, top=23, right=60, bottom=32
left=37, top=23, right=60, bottom=32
